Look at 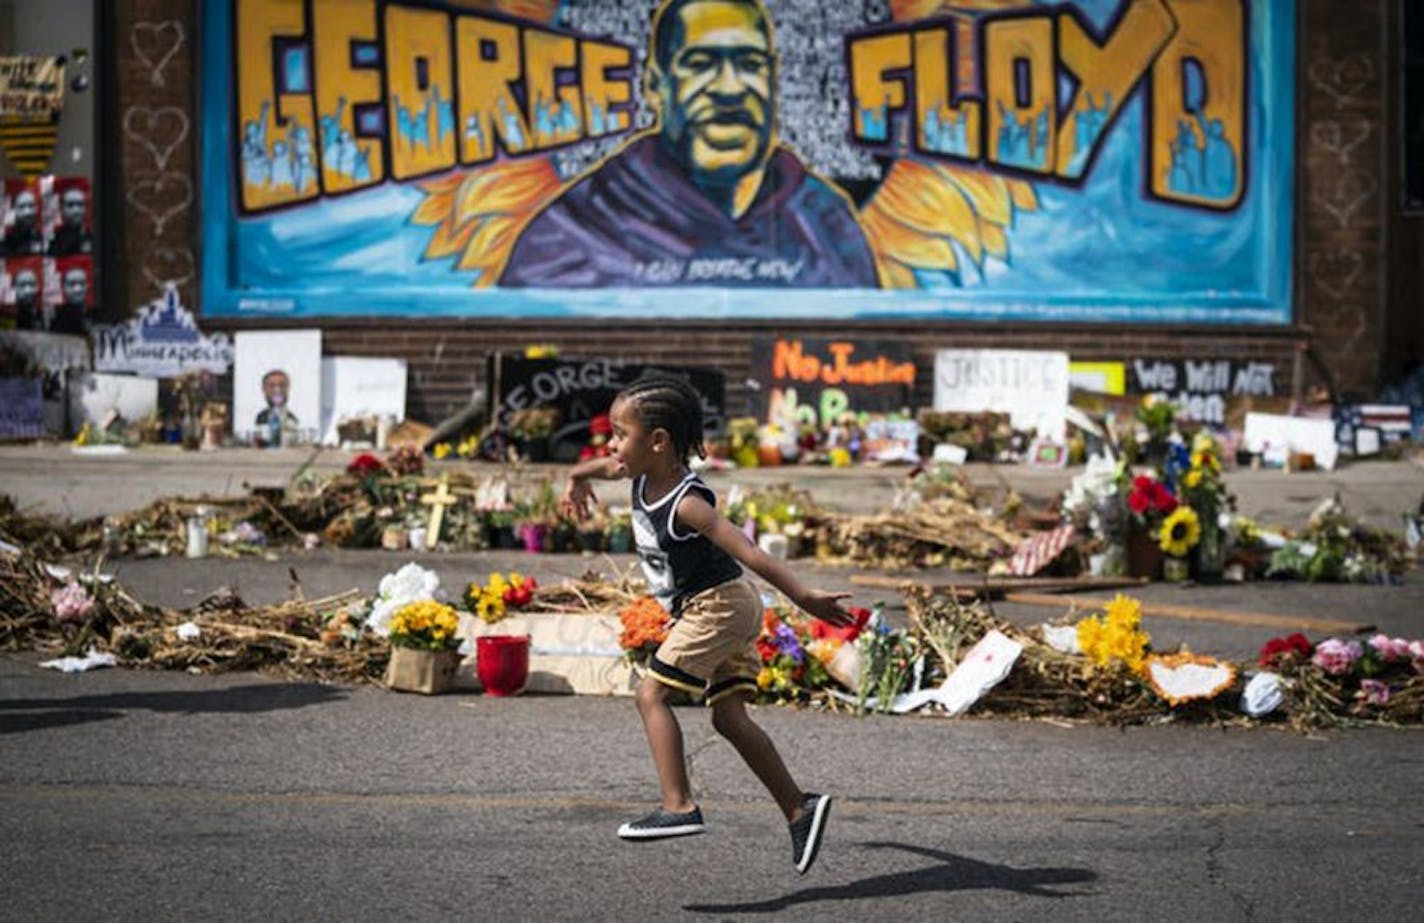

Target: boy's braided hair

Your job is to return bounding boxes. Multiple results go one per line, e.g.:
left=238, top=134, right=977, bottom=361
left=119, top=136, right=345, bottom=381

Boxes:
left=617, top=375, right=706, bottom=466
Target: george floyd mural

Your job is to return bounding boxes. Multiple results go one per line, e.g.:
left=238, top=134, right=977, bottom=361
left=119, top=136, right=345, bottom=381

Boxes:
left=201, top=0, right=1293, bottom=322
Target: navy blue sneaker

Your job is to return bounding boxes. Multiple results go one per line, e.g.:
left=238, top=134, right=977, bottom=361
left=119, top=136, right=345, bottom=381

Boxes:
left=617, top=806, right=706, bottom=840
left=789, top=793, right=832, bottom=873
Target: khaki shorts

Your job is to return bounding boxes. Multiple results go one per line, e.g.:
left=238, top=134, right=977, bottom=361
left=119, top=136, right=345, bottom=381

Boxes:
left=649, top=578, right=763, bottom=705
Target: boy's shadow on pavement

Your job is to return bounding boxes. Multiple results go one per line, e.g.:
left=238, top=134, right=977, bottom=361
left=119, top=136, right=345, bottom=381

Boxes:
left=684, top=841, right=1096, bottom=913
left=0, top=683, right=347, bottom=735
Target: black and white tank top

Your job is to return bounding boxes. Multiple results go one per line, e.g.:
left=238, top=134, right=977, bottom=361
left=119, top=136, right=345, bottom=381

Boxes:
left=631, top=472, right=744, bottom=615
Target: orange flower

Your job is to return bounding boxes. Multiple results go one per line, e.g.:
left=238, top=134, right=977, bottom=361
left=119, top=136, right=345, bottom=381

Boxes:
left=618, top=596, right=670, bottom=652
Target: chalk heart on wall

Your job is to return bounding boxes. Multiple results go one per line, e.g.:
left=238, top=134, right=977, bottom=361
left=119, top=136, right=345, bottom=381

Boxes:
left=1309, top=250, right=1364, bottom=302
left=142, top=247, right=196, bottom=294
left=1311, top=169, right=1378, bottom=229
left=126, top=174, right=193, bottom=239
left=1308, top=55, right=1374, bottom=108
left=122, top=106, right=190, bottom=172
left=130, top=20, right=185, bottom=88
left=1309, top=120, right=1371, bottom=165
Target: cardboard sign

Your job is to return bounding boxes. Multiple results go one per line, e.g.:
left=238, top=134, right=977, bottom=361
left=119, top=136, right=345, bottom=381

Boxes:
left=320, top=356, right=408, bottom=445
left=234, top=329, right=322, bottom=446
left=1242, top=412, right=1338, bottom=470
left=1128, top=357, right=1278, bottom=426
left=489, top=354, right=725, bottom=462
left=0, top=376, right=43, bottom=439
left=92, top=284, right=234, bottom=378
left=933, top=349, right=1069, bottom=440
left=750, top=337, right=916, bottom=428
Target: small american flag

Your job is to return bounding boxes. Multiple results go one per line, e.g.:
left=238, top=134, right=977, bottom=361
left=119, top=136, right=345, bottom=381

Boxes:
left=1009, top=525, right=1077, bottom=577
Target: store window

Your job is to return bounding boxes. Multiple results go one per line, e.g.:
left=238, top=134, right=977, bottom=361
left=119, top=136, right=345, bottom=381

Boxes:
left=0, top=0, right=98, bottom=333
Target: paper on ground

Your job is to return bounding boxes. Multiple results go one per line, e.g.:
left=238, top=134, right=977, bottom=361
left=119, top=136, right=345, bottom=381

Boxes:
left=39, top=649, right=118, bottom=673
left=890, top=630, right=1023, bottom=715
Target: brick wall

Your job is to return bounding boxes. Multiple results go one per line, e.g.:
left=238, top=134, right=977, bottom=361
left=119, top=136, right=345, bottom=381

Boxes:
left=106, top=0, right=1399, bottom=424
left=1298, top=0, right=1391, bottom=398
left=109, top=0, right=198, bottom=321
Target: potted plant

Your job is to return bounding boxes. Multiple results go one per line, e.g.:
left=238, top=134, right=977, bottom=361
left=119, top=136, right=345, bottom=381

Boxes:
left=1179, top=433, right=1232, bottom=582
left=384, top=598, right=463, bottom=694
left=606, top=510, right=634, bottom=553
left=507, top=405, right=560, bottom=462
left=1123, top=471, right=1178, bottom=579
left=485, top=509, right=518, bottom=549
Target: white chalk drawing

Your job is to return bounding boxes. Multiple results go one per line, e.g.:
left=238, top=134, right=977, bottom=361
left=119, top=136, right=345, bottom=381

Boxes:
left=1310, top=120, right=1371, bottom=166
left=126, top=173, right=193, bottom=238
left=141, top=246, right=196, bottom=294
left=1308, top=250, right=1363, bottom=301
left=1311, top=169, right=1378, bottom=229
left=122, top=105, right=190, bottom=172
left=130, top=20, right=185, bottom=89
left=1307, top=55, right=1374, bottom=110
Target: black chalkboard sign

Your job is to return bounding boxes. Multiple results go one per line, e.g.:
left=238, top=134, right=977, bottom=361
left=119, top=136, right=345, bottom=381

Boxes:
left=487, top=354, right=727, bottom=462
left=749, top=336, right=916, bottom=427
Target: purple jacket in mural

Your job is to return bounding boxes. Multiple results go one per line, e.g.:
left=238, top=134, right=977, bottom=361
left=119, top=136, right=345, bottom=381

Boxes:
left=499, top=136, right=879, bottom=288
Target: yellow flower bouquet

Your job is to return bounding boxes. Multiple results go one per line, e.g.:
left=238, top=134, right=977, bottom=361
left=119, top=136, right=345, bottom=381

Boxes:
left=388, top=599, right=462, bottom=652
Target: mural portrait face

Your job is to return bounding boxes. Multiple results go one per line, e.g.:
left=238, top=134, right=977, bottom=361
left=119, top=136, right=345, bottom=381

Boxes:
left=13, top=268, right=38, bottom=306
left=652, top=0, right=775, bottom=187
left=12, top=190, right=37, bottom=227
left=261, top=369, right=290, bottom=407
left=61, top=267, right=88, bottom=306
left=60, top=188, right=87, bottom=227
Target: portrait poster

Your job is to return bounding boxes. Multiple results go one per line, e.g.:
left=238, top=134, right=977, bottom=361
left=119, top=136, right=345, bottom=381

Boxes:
left=44, top=176, right=94, bottom=256
left=46, top=255, right=93, bottom=335
left=1, top=256, right=45, bottom=330
left=234, top=329, right=322, bottom=445
left=201, top=0, right=1295, bottom=324
left=2, top=177, right=44, bottom=257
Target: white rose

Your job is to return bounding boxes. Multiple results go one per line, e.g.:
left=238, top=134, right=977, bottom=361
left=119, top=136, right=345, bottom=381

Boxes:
left=367, top=563, right=442, bottom=636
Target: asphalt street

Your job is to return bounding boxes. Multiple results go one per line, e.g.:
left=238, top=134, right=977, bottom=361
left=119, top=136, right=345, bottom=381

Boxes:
left=2, top=446, right=1423, bottom=920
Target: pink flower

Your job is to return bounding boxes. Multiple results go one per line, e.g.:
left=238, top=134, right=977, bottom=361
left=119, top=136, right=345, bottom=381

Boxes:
left=51, top=581, right=94, bottom=624
left=1358, top=679, right=1391, bottom=706
left=1311, top=638, right=1362, bottom=676
left=1409, top=640, right=1424, bottom=673
left=1367, top=634, right=1412, bottom=663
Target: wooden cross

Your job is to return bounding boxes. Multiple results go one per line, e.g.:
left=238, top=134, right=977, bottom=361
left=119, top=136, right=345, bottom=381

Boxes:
left=420, top=474, right=457, bottom=550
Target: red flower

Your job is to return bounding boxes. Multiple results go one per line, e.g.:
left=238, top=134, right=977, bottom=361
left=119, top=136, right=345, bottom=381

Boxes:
left=345, top=453, right=384, bottom=477
left=1151, top=483, right=1178, bottom=514
left=1128, top=488, right=1151, bottom=514
left=1258, top=632, right=1313, bottom=667
left=756, top=637, right=779, bottom=663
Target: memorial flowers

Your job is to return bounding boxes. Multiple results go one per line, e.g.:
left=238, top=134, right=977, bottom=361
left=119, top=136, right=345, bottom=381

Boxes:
left=1158, top=505, right=1201, bottom=557
left=51, top=581, right=95, bottom=624
left=367, top=562, right=442, bottom=636
left=1075, top=594, right=1151, bottom=674
left=617, top=595, right=670, bottom=661
left=1257, top=632, right=1313, bottom=668
left=388, top=599, right=461, bottom=651
left=463, top=572, right=537, bottom=624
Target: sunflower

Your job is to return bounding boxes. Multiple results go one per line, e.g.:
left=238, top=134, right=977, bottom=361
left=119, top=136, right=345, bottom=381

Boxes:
left=476, top=591, right=507, bottom=625
left=1159, top=506, right=1201, bottom=557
